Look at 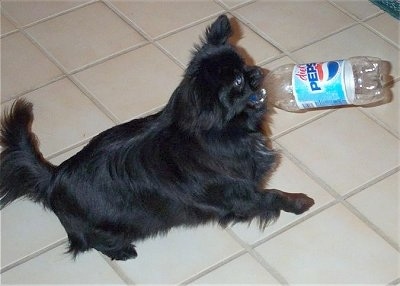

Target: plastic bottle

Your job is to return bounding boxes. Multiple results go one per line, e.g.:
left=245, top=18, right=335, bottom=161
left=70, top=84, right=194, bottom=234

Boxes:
left=264, top=56, right=387, bottom=112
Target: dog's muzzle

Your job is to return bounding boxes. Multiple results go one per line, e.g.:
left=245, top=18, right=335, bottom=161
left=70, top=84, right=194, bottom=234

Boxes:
left=247, top=88, right=267, bottom=108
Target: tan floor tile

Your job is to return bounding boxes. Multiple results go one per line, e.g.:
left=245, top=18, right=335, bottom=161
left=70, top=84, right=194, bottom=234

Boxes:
left=331, top=0, right=382, bottom=20
left=276, top=108, right=400, bottom=195
left=364, top=80, right=399, bottom=136
left=26, top=2, right=146, bottom=72
left=1, top=78, right=114, bottom=157
left=366, top=13, right=400, bottom=47
left=236, top=1, right=354, bottom=51
left=347, top=171, right=399, bottom=247
left=1, top=32, right=63, bottom=101
left=1, top=0, right=91, bottom=26
left=110, top=0, right=223, bottom=38
left=115, top=225, right=242, bottom=284
left=1, top=13, right=17, bottom=35
left=230, top=153, right=334, bottom=244
left=1, top=244, right=125, bottom=284
left=193, top=254, right=279, bottom=284
left=220, top=0, right=252, bottom=8
left=74, top=45, right=183, bottom=122
left=1, top=200, right=67, bottom=268
left=255, top=204, right=400, bottom=284
left=158, top=17, right=281, bottom=68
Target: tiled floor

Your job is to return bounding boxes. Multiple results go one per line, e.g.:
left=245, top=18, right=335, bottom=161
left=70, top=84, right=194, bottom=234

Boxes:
left=1, top=0, right=399, bottom=284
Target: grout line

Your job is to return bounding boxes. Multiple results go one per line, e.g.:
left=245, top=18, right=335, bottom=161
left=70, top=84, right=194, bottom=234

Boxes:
left=361, top=20, right=400, bottom=50
left=1, top=6, right=122, bottom=125
left=358, top=107, right=400, bottom=140
left=327, top=0, right=383, bottom=23
left=178, top=249, right=247, bottom=285
left=100, top=255, right=136, bottom=285
left=102, top=0, right=192, bottom=70
left=274, top=141, right=342, bottom=200
left=23, top=30, right=121, bottom=125
left=340, top=199, right=400, bottom=252
left=0, top=74, right=67, bottom=104
left=225, top=228, right=289, bottom=284
left=68, top=75, right=121, bottom=124
left=0, top=237, right=68, bottom=274
left=1, top=0, right=98, bottom=31
left=356, top=103, right=400, bottom=140
left=327, top=0, right=399, bottom=50
left=151, top=12, right=224, bottom=42
left=44, top=138, right=92, bottom=162
left=68, top=41, right=151, bottom=75
left=251, top=200, right=339, bottom=249
left=275, top=141, right=400, bottom=252
left=227, top=9, right=300, bottom=64
left=270, top=109, right=335, bottom=140
left=342, top=166, right=400, bottom=201
left=213, top=0, right=257, bottom=12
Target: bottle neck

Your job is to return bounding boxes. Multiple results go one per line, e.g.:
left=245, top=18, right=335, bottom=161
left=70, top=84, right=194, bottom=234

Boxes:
left=343, top=60, right=355, bottom=103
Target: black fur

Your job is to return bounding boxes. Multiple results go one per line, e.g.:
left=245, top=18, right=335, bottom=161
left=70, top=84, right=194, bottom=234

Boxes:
left=0, top=15, right=314, bottom=261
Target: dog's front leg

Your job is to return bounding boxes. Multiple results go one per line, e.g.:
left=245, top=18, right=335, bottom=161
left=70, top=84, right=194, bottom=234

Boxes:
left=261, top=188, right=315, bottom=215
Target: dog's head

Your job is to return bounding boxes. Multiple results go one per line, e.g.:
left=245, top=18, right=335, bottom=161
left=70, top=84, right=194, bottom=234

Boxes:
left=167, top=15, right=267, bottom=132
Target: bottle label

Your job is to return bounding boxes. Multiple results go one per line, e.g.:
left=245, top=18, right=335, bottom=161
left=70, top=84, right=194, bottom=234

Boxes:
left=292, top=60, right=354, bottom=109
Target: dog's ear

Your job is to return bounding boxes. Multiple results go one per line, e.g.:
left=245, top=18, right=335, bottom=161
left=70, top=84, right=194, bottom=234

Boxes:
left=205, top=15, right=232, bottom=46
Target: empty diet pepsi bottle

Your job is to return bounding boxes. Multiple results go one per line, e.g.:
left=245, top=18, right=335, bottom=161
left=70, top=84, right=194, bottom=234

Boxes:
left=264, top=56, right=388, bottom=112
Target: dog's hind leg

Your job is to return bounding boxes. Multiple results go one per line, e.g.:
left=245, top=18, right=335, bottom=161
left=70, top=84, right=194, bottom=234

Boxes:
left=97, top=244, right=137, bottom=261
left=89, top=231, right=138, bottom=261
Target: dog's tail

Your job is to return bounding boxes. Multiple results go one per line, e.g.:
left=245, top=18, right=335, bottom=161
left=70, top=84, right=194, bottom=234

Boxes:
left=0, top=99, right=54, bottom=209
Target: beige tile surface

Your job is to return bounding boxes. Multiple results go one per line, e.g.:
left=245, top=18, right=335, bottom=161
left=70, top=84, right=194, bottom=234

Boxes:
left=1, top=13, right=17, bottom=35
left=192, top=253, right=279, bottom=284
left=230, top=153, right=334, bottom=244
left=276, top=108, right=399, bottom=195
left=220, top=0, right=252, bottom=9
left=366, top=13, right=400, bottom=47
left=236, top=1, right=355, bottom=51
left=1, top=244, right=125, bottom=284
left=1, top=200, right=67, bottom=268
left=74, top=45, right=183, bottom=122
left=364, top=81, right=400, bottom=136
left=256, top=204, right=399, bottom=284
left=1, top=0, right=91, bottom=26
left=330, top=0, right=382, bottom=20
left=115, top=225, right=243, bottom=284
left=26, top=2, right=146, bottom=72
left=1, top=32, right=63, bottom=101
left=110, top=0, right=223, bottom=38
left=158, top=17, right=281, bottom=67
left=1, top=1, right=399, bottom=284
left=347, top=171, right=399, bottom=247
left=1, top=78, right=114, bottom=157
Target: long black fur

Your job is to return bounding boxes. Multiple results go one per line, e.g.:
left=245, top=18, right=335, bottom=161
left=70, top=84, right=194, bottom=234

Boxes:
left=0, top=15, right=314, bottom=261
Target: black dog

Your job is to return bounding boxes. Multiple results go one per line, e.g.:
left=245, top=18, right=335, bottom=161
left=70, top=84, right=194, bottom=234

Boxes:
left=0, top=15, right=314, bottom=261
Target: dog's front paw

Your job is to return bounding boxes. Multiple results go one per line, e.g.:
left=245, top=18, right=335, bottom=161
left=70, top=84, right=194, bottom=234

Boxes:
left=287, top=193, right=315, bottom=215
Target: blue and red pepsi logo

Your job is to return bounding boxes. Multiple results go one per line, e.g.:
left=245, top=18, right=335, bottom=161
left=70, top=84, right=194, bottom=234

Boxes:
left=295, top=61, right=339, bottom=91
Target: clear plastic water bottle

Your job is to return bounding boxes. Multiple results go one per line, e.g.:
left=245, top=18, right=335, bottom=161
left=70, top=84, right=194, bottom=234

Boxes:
left=264, top=56, right=388, bottom=112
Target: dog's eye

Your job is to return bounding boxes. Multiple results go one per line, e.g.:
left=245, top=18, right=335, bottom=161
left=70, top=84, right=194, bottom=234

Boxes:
left=233, top=74, right=243, bottom=88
